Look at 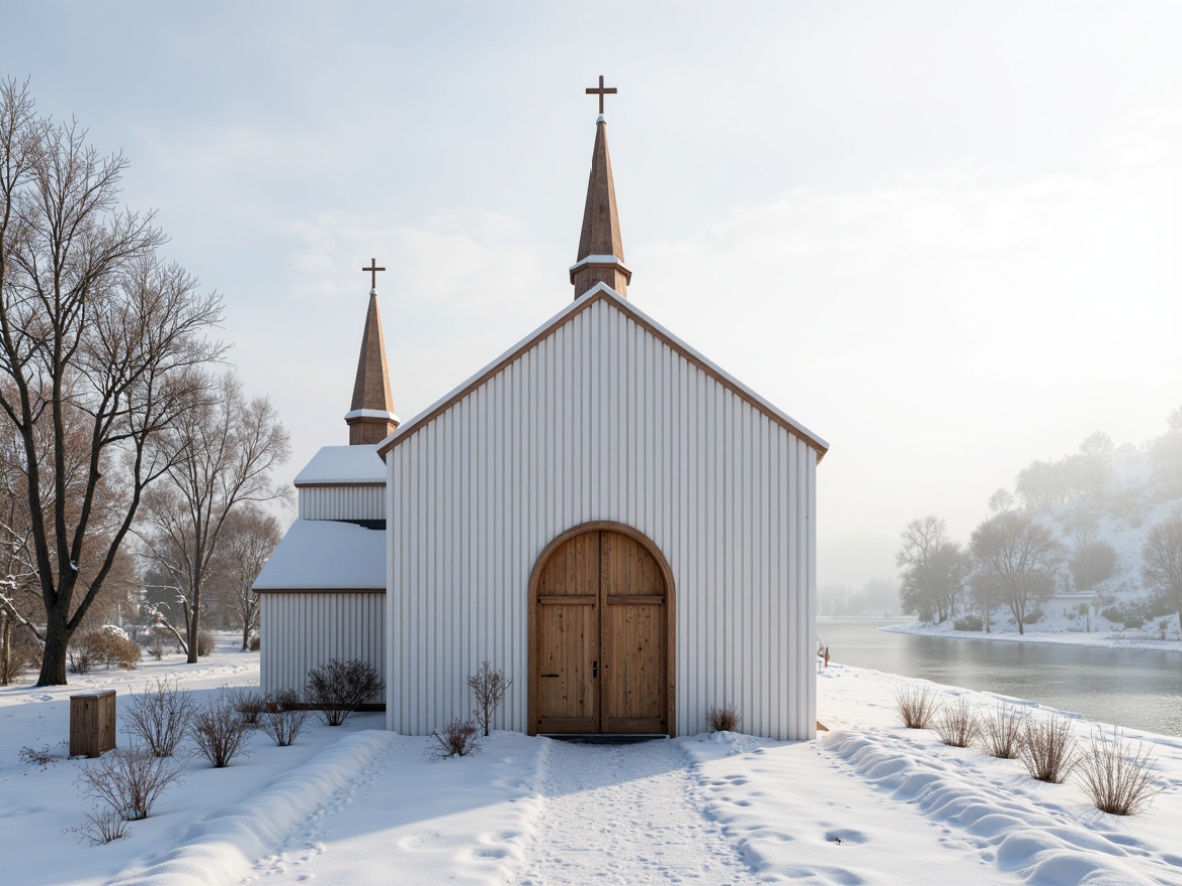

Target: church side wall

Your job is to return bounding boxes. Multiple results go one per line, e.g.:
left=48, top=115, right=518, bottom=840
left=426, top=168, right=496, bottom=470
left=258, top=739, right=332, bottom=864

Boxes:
left=260, top=592, right=385, bottom=698
left=298, top=485, right=385, bottom=521
left=386, top=298, right=817, bottom=741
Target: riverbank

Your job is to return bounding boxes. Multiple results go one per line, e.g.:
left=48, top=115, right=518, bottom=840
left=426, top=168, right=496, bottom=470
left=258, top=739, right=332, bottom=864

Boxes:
left=881, top=620, right=1182, bottom=654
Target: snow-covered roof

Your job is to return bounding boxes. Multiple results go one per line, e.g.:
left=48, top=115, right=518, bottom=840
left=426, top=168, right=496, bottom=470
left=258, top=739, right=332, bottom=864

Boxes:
left=294, top=445, right=385, bottom=486
left=253, top=519, right=385, bottom=590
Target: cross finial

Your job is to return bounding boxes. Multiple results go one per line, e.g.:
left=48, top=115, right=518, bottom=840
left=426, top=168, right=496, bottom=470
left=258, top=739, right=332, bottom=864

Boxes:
left=362, top=258, right=385, bottom=290
left=585, top=75, right=617, bottom=115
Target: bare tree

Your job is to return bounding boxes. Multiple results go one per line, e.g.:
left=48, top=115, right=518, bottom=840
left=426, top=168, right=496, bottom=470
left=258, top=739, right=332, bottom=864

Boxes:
left=896, top=515, right=967, bottom=623
left=970, top=511, right=1064, bottom=634
left=1141, top=512, right=1182, bottom=633
left=207, top=504, right=281, bottom=650
left=137, top=373, right=288, bottom=662
left=1068, top=524, right=1116, bottom=591
left=0, top=79, right=223, bottom=684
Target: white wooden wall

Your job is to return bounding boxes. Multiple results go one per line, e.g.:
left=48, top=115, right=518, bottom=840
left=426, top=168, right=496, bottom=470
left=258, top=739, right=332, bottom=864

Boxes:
left=385, top=295, right=819, bottom=740
left=260, top=592, right=385, bottom=699
left=298, top=485, right=384, bottom=521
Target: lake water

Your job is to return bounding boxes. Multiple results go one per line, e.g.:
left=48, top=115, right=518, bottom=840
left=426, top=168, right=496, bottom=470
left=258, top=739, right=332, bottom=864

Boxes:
left=818, top=618, right=1182, bottom=738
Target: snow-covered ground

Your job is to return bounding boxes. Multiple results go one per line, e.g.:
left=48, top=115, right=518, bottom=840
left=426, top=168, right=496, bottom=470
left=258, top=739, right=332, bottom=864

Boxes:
left=3, top=639, right=1181, bottom=885
left=882, top=619, right=1182, bottom=654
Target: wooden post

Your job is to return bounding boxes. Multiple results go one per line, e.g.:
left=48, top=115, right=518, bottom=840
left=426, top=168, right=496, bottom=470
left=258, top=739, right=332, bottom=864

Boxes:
left=70, top=690, right=116, bottom=758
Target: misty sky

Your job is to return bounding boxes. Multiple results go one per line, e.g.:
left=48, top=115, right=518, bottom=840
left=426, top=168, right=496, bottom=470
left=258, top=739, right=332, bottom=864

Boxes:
left=5, top=2, right=1180, bottom=590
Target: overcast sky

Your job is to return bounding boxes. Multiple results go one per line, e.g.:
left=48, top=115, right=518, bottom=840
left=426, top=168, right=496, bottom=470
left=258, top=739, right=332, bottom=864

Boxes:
left=5, top=1, right=1180, bottom=589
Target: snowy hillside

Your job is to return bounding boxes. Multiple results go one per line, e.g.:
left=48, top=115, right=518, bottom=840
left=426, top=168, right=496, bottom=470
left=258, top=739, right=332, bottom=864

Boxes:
left=896, top=471, right=1182, bottom=645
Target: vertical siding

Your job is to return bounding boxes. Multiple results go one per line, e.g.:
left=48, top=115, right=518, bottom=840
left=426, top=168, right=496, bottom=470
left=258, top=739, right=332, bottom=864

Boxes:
left=298, top=485, right=385, bottom=520
left=260, top=592, right=385, bottom=698
left=387, top=297, right=819, bottom=740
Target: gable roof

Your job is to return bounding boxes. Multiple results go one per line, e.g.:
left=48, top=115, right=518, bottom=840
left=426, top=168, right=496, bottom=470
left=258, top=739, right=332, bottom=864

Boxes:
left=378, top=286, right=828, bottom=461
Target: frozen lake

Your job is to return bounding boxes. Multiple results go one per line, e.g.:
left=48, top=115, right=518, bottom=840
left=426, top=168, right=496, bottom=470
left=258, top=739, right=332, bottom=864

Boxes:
left=818, top=617, right=1182, bottom=737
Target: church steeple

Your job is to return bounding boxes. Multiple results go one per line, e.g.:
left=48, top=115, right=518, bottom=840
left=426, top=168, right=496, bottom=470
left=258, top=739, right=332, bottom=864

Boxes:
left=344, top=259, right=399, bottom=445
left=570, top=76, right=631, bottom=300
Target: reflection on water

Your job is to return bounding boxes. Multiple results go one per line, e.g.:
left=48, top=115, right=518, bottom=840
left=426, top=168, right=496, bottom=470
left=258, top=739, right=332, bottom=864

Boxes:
left=818, top=618, right=1182, bottom=737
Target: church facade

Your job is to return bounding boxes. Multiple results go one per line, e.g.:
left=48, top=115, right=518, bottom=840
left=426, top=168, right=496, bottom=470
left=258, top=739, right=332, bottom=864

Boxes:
left=256, top=87, right=828, bottom=741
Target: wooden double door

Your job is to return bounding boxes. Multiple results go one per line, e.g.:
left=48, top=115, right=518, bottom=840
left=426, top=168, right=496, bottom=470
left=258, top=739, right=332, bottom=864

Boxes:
left=531, top=527, right=670, bottom=735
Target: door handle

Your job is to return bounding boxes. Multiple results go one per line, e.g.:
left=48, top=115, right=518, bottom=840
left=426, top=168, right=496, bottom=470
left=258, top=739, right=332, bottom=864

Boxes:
left=593, top=660, right=598, bottom=679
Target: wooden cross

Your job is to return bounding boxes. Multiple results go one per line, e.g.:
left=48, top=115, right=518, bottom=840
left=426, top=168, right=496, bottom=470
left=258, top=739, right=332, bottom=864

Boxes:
left=362, top=258, right=385, bottom=289
left=586, top=75, right=617, bottom=115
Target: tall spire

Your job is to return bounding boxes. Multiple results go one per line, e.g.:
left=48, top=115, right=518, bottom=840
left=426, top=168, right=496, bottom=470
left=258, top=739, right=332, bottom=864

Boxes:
left=570, top=76, right=631, bottom=300
left=344, top=260, right=399, bottom=445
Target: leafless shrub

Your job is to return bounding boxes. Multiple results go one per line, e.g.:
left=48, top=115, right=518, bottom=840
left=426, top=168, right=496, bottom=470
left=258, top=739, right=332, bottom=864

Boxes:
left=196, top=629, right=217, bottom=657
left=69, top=628, right=141, bottom=673
left=259, top=690, right=309, bottom=747
left=1019, top=715, right=1078, bottom=783
left=19, top=743, right=62, bottom=769
left=427, top=719, right=481, bottom=759
left=248, top=634, right=260, bottom=652
left=467, top=660, right=511, bottom=737
left=933, top=699, right=980, bottom=748
left=0, top=643, right=34, bottom=685
left=707, top=703, right=741, bottom=733
left=190, top=690, right=253, bottom=767
left=306, top=658, right=384, bottom=726
left=232, top=689, right=266, bottom=727
left=895, top=684, right=938, bottom=729
left=1075, top=730, right=1160, bottom=815
left=125, top=678, right=195, bottom=757
left=978, top=702, right=1025, bottom=759
left=68, top=631, right=98, bottom=674
left=76, top=748, right=184, bottom=820
left=76, top=807, right=129, bottom=845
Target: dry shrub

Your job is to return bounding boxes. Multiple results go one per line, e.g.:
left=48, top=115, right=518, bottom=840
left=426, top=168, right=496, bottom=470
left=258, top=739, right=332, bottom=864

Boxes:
left=248, top=634, right=260, bottom=652
left=259, top=690, right=309, bottom=747
left=979, top=702, right=1024, bottom=759
left=0, top=643, right=34, bottom=685
left=933, top=699, right=980, bottom=748
left=895, top=684, right=938, bottom=729
left=1075, top=730, right=1160, bottom=815
left=232, top=689, right=266, bottom=727
left=77, top=807, right=128, bottom=845
left=427, top=719, right=481, bottom=759
left=125, top=677, right=195, bottom=757
left=467, top=660, right=511, bottom=737
left=19, top=743, right=61, bottom=769
left=196, top=630, right=217, bottom=657
left=76, top=748, right=183, bottom=820
left=68, top=631, right=99, bottom=674
left=707, top=703, right=742, bottom=733
left=190, top=689, right=252, bottom=767
left=1020, top=715, right=1078, bottom=783
left=306, top=657, right=384, bottom=726
left=69, top=628, right=141, bottom=673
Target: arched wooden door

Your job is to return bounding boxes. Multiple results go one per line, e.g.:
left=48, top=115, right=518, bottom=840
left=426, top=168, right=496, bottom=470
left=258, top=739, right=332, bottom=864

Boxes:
left=529, top=525, right=672, bottom=735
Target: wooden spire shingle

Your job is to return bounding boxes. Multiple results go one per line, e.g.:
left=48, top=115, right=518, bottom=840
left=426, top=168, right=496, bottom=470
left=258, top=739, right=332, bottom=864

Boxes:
left=571, top=77, right=631, bottom=300
left=345, top=273, right=399, bottom=445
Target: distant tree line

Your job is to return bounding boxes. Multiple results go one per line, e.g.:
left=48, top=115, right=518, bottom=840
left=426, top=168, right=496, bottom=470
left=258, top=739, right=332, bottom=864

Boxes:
left=897, top=410, right=1182, bottom=635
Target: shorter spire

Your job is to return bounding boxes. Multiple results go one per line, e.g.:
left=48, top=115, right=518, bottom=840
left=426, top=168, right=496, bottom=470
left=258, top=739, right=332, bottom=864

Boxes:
left=571, top=77, right=631, bottom=300
left=345, top=263, right=399, bottom=445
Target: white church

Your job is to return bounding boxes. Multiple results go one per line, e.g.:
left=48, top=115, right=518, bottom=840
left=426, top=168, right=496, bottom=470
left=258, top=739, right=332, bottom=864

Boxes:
left=253, top=83, right=829, bottom=741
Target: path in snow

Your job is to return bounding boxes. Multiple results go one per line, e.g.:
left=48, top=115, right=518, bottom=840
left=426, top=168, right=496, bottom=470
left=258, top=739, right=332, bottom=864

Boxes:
left=514, top=738, right=760, bottom=886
